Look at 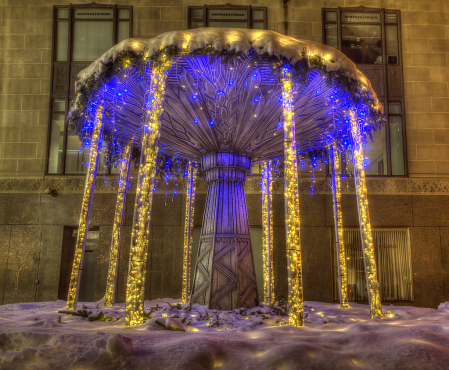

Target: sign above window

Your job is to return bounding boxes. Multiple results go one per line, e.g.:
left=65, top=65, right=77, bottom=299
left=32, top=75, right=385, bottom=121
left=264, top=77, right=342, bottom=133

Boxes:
left=188, top=5, right=266, bottom=30
left=208, top=9, right=247, bottom=19
left=341, top=12, right=381, bottom=23
left=74, top=8, right=113, bottom=19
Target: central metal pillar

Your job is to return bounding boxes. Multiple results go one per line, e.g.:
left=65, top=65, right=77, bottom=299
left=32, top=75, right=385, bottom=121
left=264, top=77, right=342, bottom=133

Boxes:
left=190, top=152, right=259, bottom=310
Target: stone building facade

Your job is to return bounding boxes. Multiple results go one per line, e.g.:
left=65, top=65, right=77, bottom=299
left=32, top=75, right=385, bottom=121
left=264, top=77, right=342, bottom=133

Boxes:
left=0, top=0, right=448, bottom=308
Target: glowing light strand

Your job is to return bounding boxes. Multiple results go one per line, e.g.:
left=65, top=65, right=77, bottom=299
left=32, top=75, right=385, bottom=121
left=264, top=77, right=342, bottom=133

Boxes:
left=66, top=106, right=104, bottom=310
left=328, top=143, right=349, bottom=309
left=350, top=110, right=383, bottom=319
left=124, top=58, right=172, bottom=326
left=262, top=160, right=275, bottom=305
left=281, top=69, right=304, bottom=327
left=182, top=161, right=198, bottom=304
left=104, top=142, right=133, bottom=307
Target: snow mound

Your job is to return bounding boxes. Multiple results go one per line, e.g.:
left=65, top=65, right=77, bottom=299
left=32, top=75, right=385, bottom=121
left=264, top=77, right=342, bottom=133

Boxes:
left=438, top=302, right=449, bottom=313
left=106, top=334, right=133, bottom=357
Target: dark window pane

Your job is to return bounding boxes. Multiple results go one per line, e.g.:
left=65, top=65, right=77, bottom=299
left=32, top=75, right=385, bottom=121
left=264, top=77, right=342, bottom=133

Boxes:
left=74, top=8, right=113, bottom=19
left=252, top=9, right=264, bottom=20
left=53, top=99, right=66, bottom=112
left=342, top=24, right=382, bottom=64
left=190, top=9, right=203, bottom=19
left=190, top=21, right=204, bottom=29
left=385, top=13, right=397, bottom=24
left=341, top=12, right=381, bottom=23
left=386, top=25, right=399, bottom=64
left=251, top=22, right=264, bottom=29
left=209, top=21, right=247, bottom=28
left=325, top=24, right=338, bottom=49
left=118, top=21, right=129, bottom=43
left=56, top=21, right=69, bottom=61
left=389, top=116, right=405, bottom=175
left=48, top=112, right=65, bottom=174
left=389, top=102, right=401, bottom=114
left=73, top=21, right=113, bottom=61
left=118, top=9, right=130, bottom=19
left=65, top=132, right=88, bottom=173
left=346, top=127, right=387, bottom=175
left=325, top=11, right=337, bottom=22
left=57, top=8, right=69, bottom=19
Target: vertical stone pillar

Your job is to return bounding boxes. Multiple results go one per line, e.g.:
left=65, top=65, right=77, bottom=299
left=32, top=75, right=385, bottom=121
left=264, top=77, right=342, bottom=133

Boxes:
left=262, top=160, right=274, bottom=305
left=66, top=106, right=104, bottom=310
left=328, top=143, right=349, bottom=309
left=190, top=152, right=259, bottom=310
left=104, top=143, right=132, bottom=306
left=182, top=161, right=198, bottom=304
left=350, top=110, right=382, bottom=318
left=281, top=68, right=304, bottom=327
left=125, top=59, right=172, bottom=326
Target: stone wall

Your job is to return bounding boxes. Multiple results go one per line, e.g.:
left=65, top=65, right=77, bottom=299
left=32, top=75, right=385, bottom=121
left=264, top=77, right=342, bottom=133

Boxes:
left=0, top=0, right=448, bottom=176
left=0, top=177, right=448, bottom=308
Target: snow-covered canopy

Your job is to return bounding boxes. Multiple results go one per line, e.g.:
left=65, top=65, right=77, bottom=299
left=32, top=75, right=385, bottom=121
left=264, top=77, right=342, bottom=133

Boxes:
left=70, top=28, right=384, bottom=162
left=76, top=28, right=379, bottom=105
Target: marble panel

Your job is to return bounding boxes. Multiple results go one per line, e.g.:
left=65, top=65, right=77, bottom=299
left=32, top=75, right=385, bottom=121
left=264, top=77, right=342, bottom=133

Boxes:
left=412, top=195, right=449, bottom=227
left=0, top=193, right=40, bottom=225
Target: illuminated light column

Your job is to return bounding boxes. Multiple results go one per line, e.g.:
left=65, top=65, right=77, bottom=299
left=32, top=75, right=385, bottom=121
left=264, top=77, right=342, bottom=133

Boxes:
left=182, top=161, right=198, bottom=304
left=66, top=106, right=104, bottom=310
left=328, top=143, right=349, bottom=309
left=281, top=69, right=304, bottom=327
left=262, top=160, right=274, bottom=305
left=350, top=110, right=383, bottom=318
left=125, top=58, right=172, bottom=326
left=104, top=143, right=133, bottom=307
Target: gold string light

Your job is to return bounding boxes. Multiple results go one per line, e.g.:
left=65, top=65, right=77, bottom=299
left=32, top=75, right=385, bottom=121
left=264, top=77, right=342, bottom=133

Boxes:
left=104, top=143, right=133, bottom=307
left=262, top=160, right=275, bottom=305
left=66, top=106, right=104, bottom=310
left=124, top=57, right=173, bottom=326
left=281, top=69, right=304, bottom=327
left=182, top=161, right=198, bottom=304
left=328, top=143, right=349, bottom=309
left=350, top=110, right=383, bottom=319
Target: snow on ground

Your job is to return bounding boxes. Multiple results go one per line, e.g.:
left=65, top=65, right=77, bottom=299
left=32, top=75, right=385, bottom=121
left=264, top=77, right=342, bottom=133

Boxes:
left=1, top=299, right=449, bottom=370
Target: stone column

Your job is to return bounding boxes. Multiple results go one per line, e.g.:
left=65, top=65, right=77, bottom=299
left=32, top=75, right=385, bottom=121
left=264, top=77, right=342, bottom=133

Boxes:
left=104, top=143, right=132, bottom=306
left=190, top=152, right=259, bottom=310
left=328, top=143, right=349, bottom=309
left=350, top=110, right=382, bottom=319
left=182, top=161, right=198, bottom=304
left=66, top=106, right=104, bottom=310
left=262, top=160, right=274, bottom=305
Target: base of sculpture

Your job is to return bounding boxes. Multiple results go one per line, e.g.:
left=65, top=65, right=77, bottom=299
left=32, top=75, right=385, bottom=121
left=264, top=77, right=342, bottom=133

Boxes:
left=190, top=153, right=259, bottom=310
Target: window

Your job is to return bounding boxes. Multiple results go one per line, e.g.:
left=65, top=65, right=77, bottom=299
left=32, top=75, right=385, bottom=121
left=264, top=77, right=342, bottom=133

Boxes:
left=47, top=4, right=132, bottom=174
left=332, top=228, right=413, bottom=302
left=323, top=7, right=407, bottom=176
left=188, top=5, right=267, bottom=30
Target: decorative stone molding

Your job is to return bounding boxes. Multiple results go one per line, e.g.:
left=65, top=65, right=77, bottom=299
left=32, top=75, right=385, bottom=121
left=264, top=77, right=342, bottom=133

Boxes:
left=0, top=176, right=448, bottom=195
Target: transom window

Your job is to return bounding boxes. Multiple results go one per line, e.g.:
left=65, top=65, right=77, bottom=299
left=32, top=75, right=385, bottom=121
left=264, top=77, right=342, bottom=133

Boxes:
left=188, top=5, right=267, bottom=29
left=47, top=4, right=132, bottom=175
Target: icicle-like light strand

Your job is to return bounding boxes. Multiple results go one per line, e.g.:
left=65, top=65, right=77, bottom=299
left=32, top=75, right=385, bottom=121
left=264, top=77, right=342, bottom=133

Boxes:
left=125, top=57, right=172, bottom=326
left=281, top=68, right=304, bottom=327
left=350, top=110, right=382, bottom=319
left=182, top=161, right=198, bottom=304
left=104, top=142, right=133, bottom=307
left=329, top=143, right=349, bottom=309
left=66, top=106, right=104, bottom=310
left=262, top=160, right=275, bottom=305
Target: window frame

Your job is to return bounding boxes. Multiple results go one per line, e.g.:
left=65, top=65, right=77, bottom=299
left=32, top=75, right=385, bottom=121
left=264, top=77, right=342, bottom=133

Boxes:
left=322, top=6, right=408, bottom=177
left=187, top=4, right=267, bottom=30
left=47, top=3, right=133, bottom=176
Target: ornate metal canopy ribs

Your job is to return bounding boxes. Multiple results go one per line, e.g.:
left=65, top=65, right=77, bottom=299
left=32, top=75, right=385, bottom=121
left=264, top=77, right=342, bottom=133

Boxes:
left=101, top=54, right=344, bottom=162
left=190, top=153, right=259, bottom=310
